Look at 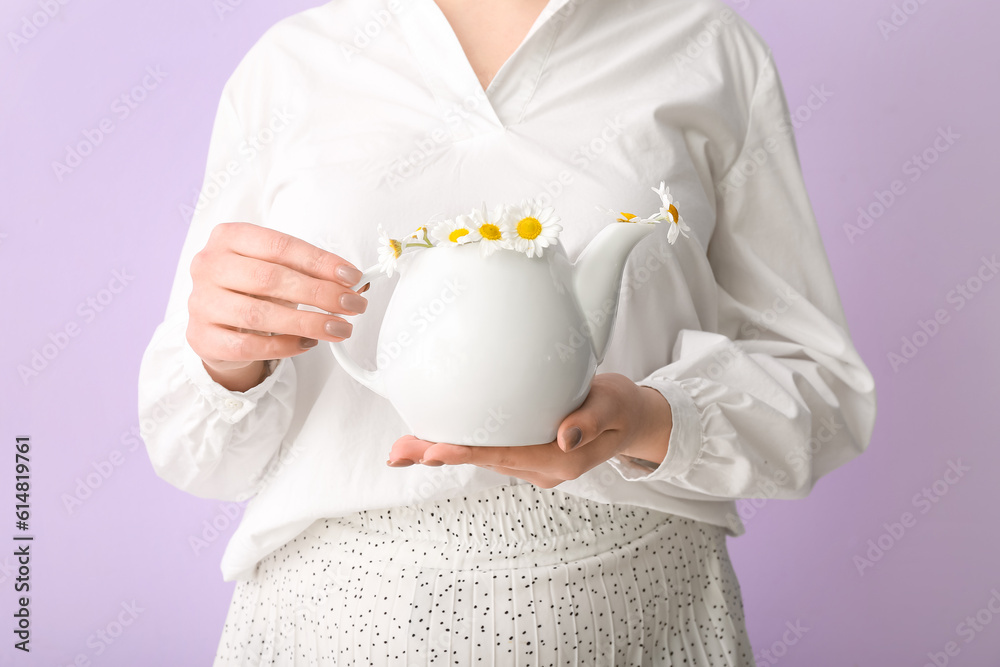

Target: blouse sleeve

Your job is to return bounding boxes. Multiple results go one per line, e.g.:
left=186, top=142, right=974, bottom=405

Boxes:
left=606, top=50, right=877, bottom=501
left=137, top=74, right=297, bottom=502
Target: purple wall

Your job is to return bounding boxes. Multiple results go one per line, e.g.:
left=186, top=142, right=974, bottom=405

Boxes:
left=2, top=0, right=997, bottom=664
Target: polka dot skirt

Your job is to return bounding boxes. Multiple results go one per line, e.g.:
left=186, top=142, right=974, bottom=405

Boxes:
left=213, top=483, right=755, bottom=666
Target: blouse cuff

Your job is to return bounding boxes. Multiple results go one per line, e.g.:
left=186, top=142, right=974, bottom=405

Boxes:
left=608, top=374, right=703, bottom=482
left=180, top=340, right=288, bottom=425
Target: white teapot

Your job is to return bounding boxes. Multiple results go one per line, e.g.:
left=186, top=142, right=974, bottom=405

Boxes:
left=329, top=221, right=659, bottom=446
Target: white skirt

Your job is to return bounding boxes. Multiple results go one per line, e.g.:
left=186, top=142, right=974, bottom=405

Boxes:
left=214, top=482, right=755, bottom=666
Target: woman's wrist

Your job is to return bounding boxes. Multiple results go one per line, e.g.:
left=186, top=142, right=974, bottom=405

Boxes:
left=618, top=385, right=673, bottom=466
left=202, top=359, right=270, bottom=393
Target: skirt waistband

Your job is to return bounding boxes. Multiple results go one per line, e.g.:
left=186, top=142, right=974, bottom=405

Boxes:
left=308, top=482, right=688, bottom=571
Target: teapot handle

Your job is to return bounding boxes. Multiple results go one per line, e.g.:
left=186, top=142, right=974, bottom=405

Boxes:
left=325, top=264, right=389, bottom=397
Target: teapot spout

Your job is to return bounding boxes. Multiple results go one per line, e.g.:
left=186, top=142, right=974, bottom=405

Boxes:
left=571, top=222, right=658, bottom=364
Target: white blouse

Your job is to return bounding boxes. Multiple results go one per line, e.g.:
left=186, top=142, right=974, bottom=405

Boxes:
left=138, top=0, right=877, bottom=582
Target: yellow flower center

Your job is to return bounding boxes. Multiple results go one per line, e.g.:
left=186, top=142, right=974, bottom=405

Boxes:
left=617, top=212, right=638, bottom=223
left=390, top=239, right=402, bottom=258
left=448, top=228, right=470, bottom=243
left=479, top=223, right=502, bottom=241
left=517, top=217, right=542, bottom=240
left=667, top=204, right=679, bottom=223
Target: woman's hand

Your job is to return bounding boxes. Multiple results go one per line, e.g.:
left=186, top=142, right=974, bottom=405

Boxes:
left=187, top=222, right=370, bottom=391
left=386, top=373, right=674, bottom=487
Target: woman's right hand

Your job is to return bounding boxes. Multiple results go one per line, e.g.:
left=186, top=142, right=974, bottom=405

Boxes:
left=186, top=222, right=369, bottom=391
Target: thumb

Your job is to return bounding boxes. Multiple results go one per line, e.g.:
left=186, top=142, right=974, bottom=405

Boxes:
left=557, top=386, right=614, bottom=453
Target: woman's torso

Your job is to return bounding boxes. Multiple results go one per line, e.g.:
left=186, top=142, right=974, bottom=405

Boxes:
left=218, top=0, right=765, bottom=581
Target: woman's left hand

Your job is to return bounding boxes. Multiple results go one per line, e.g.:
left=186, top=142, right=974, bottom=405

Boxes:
left=386, top=373, right=673, bottom=488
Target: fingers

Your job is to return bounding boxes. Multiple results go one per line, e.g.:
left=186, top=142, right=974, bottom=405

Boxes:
left=417, top=439, right=622, bottom=483
left=386, top=435, right=566, bottom=489
left=387, top=435, right=436, bottom=466
left=188, top=322, right=323, bottom=366
left=422, top=442, right=559, bottom=469
left=199, top=251, right=367, bottom=317
left=188, top=222, right=373, bottom=367
left=209, top=222, right=363, bottom=287
left=385, top=437, right=571, bottom=488
left=190, top=285, right=354, bottom=342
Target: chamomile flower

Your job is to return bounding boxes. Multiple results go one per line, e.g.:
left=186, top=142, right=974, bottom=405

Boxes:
left=598, top=206, right=643, bottom=223
left=650, top=181, right=691, bottom=244
left=469, top=204, right=509, bottom=258
left=430, top=216, right=482, bottom=246
left=404, top=225, right=433, bottom=247
left=376, top=224, right=405, bottom=277
left=504, top=200, right=562, bottom=258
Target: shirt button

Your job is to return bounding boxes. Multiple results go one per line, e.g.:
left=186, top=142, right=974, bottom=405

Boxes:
left=225, top=399, right=242, bottom=410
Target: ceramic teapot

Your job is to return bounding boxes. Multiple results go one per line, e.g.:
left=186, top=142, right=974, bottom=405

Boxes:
left=329, top=222, right=659, bottom=446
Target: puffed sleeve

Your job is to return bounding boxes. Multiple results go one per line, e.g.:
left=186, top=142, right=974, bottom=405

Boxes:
left=607, top=50, right=877, bottom=500
left=137, top=72, right=297, bottom=502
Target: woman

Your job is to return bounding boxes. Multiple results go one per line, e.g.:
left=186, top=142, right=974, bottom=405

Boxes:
left=138, top=0, right=877, bottom=663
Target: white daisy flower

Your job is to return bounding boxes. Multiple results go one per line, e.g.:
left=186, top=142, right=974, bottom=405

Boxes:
left=376, top=224, right=405, bottom=277
left=469, top=204, right=509, bottom=258
left=664, top=209, right=691, bottom=244
left=650, top=182, right=691, bottom=244
left=597, top=205, right=643, bottom=223
left=503, top=199, right=562, bottom=258
left=404, top=225, right=430, bottom=244
left=651, top=181, right=672, bottom=206
left=430, top=216, right=482, bottom=246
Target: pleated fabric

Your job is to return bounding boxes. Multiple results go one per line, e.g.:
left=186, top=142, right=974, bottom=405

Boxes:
left=213, top=483, right=756, bottom=666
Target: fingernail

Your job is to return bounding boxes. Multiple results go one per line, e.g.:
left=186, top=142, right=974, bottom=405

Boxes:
left=299, top=337, right=318, bottom=349
left=339, top=291, right=368, bottom=315
left=564, top=427, right=583, bottom=450
left=324, top=319, right=352, bottom=339
left=419, top=459, right=444, bottom=466
left=387, top=459, right=414, bottom=467
left=335, top=264, right=363, bottom=285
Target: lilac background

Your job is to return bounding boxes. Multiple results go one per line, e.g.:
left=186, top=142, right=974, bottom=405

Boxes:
left=2, top=0, right=998, bottom=664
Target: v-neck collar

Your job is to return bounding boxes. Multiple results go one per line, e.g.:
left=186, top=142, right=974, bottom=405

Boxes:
left=396, top=0, right=573, bottom=136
